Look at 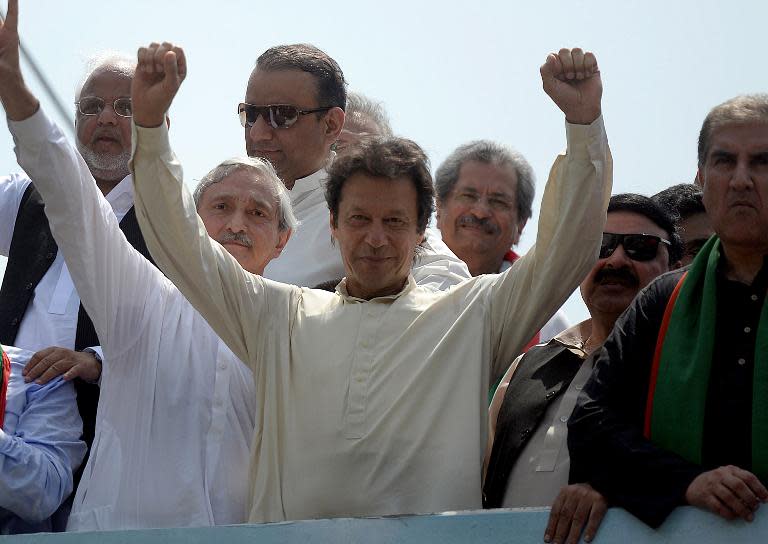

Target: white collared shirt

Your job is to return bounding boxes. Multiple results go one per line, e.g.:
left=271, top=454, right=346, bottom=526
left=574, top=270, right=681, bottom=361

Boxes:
left=10, top=110, right=257, bottom=531
left=0, top=171, right=134, bottom=352
left=262, top=161, right=470, bottom=290
left=131, top=117, right=611, bottom=523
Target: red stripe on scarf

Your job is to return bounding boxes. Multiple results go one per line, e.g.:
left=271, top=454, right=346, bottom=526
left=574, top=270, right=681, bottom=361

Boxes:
left=0, top=350, right=10, bottom=430
left=643, top=272, right=688, bottom=438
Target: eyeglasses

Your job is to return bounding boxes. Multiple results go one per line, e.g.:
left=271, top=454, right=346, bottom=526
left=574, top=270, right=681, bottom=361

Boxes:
left=599, top=232, right=671, bottom=262
left=238, top=103, right=332, bottom=129
left=76, top=97, right=132, bottom=117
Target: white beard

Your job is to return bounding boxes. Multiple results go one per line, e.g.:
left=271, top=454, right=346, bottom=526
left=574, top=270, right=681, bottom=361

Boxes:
left=77, top=141, right=131, bottom=183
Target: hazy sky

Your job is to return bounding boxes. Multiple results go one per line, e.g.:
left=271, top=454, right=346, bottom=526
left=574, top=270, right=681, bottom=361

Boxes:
left=0, top=0, right=764, bottom=322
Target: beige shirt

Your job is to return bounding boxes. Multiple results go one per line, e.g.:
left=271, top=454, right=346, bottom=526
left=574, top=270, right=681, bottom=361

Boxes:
left=130, top=118, right=611, bottom=523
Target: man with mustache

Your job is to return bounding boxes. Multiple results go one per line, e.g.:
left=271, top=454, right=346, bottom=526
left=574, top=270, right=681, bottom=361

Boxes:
left=0, top=3, right=296, bottom=531
left=435, top=141, right=568, bottom=355
left=484, top=193, right=680, bottom=544
left=568, top=94, right=768, bottom=529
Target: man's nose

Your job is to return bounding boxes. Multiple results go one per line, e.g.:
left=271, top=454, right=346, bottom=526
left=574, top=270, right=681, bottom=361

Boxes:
left=604, top=243, right=633, bottom=266
left=248, top=114, right=274, bottom=142
left=730, top=159, right=755, bottom=192
left=469, top=196, right=492, bottom=218
left=226, top=209, right=248, bottom=233
left=364, top=223, right=388, bottom=248
left=96, top=102, right=120, bottom=126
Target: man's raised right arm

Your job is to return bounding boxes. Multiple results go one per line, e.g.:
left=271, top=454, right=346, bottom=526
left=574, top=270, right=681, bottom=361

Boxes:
left=130, top=42, right=280, bottom=366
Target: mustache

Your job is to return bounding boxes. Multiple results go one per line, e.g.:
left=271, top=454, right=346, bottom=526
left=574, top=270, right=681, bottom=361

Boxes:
left=91, top=127, right=123, bottom=143
left=218, top=231, right=253, bottom=248
left=594, top=266, right=638, bottom=287
left=457, top=215, right=500, bottom=235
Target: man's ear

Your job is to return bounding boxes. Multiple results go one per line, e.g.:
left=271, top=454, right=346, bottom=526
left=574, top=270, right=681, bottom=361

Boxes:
left=695, top=168, right=705, bottom=188
left=271, top=228, right=292, bottom=259
left=325, top=107, right=345, bottom=143
left=513, top=219, right=528, bottom=246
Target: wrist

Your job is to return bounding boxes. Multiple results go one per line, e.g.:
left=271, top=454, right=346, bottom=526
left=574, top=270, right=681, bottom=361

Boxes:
left=0, top=81, right=40, bottom=122
left=565, top=108, right=602, bottom=125
left=133, top=111, right=166, bottom=128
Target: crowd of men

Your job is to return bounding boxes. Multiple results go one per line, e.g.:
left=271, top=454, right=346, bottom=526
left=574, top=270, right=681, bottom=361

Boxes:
left=0, top=1, right=766, bottom=541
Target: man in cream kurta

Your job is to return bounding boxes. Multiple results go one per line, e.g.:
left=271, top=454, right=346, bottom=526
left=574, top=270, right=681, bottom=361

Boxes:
left=130, top=44, right=612, bottom=523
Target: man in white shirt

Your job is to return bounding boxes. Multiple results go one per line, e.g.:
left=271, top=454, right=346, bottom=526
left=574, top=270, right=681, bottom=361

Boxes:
left=129, top=42, right=611, bottom=523
left=0, top=4, right=294, bottom=530
left=243, top=43, right=471, bottom=290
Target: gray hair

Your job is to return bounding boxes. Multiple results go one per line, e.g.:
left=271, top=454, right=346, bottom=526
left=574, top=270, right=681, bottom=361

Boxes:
left=698, top=93, right=768, bottom=167
left=434, top=140, right=535, bottom=222
left=345, top=91, right=393, bottom=136
left=75, top=50, right=136, bottom=101
left=193, top=157, right=298, bottom=232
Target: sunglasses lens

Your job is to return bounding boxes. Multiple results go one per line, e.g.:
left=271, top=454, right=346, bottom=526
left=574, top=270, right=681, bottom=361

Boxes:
left=599, top=233, right=618, bottom=259
left=623, top=235, right=660, bottom=261
left=269, top=105, right=300, bottom=128
left=114, top=98, right=132, bottom=117
left=78, top=97, right=104, bottom=115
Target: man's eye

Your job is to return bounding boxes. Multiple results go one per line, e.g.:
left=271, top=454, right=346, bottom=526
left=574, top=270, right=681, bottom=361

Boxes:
left=213, top=203, right=227, bottom=210
left=458, top=192, right=477, bottom=201
left=490, top=199, right=511, bottom=209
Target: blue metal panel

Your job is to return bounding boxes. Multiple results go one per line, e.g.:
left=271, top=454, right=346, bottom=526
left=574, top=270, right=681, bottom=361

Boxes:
left=3, top=507, right=767, bottom=543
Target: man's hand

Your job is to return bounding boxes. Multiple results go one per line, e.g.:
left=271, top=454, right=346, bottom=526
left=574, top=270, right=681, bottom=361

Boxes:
left=0, top=0, right=38, bottom=120
left=544, top=483, right=607, bottom=544
left=132, top=42, right=187, bottom=127
left=540, top=48, right=602, bottom=125
left=23, top=347, right=102, bottom=384
left=685, top=466, right=768, bottom=522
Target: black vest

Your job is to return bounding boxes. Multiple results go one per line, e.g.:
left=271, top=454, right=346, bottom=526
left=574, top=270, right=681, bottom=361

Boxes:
left=0, top=183, right=156, bottom=451
left=483, top=341, right=584, bottom=508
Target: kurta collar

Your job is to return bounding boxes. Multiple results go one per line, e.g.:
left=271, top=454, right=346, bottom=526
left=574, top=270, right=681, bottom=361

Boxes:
left=288, top=152, right=335, bottom=205
left=335, top=275, right=417, bottom=303
left=551, top=319, right=593, bottom=357
left=104, top=174, right=135, bottom=216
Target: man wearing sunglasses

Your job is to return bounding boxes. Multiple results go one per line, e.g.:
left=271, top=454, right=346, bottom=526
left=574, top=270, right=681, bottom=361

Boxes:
left=241, top=44, right=470, bottom=290
left=129, top=42, right=610, bottom=523
left=653, top=183, right=714, bottom=266
left=569, top=94, right=768, bottom=529
left=485, top=193, right=680, bottom=544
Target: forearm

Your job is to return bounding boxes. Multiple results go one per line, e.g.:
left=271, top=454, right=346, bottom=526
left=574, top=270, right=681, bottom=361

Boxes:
left=489, top=117, right=612, bottom=382
left=0, top=431, right=74, bottom=520
left=0, top=74, right=38, bottom=122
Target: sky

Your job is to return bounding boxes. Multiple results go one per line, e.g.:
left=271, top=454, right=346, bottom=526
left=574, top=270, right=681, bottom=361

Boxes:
left=0, top=0, right=764, bottom=323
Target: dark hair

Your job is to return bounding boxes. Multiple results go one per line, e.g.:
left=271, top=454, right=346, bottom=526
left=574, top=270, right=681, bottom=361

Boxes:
left=325, top=137, right=435, bottom=234
left=257, top=44, right=347, bottom=111
left=652, top=183, right=705, bottom=224
left=698, top=93, right=768, bottom=167
left=607, top=193, right=683, bottom=265
left=434, top=140, right=535, bottom=223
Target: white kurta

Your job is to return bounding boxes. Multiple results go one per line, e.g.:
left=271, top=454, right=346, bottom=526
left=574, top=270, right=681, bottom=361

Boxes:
left=10, top=109, right=257, bottom=531
left=131, top=118, right=612, bottom=523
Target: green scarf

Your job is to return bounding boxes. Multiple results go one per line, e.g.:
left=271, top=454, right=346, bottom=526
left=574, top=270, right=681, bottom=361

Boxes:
left=646, top=236, right=768, bottom=477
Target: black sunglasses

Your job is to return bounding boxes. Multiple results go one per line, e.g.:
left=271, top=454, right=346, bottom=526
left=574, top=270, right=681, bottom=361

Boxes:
left=238, top=103, right=332, bottom=129
left=599, top=232, right=671, bottom=262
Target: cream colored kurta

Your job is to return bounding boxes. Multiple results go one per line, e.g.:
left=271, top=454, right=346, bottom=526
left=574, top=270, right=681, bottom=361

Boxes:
left=131, top=118, right=612, bottom=523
